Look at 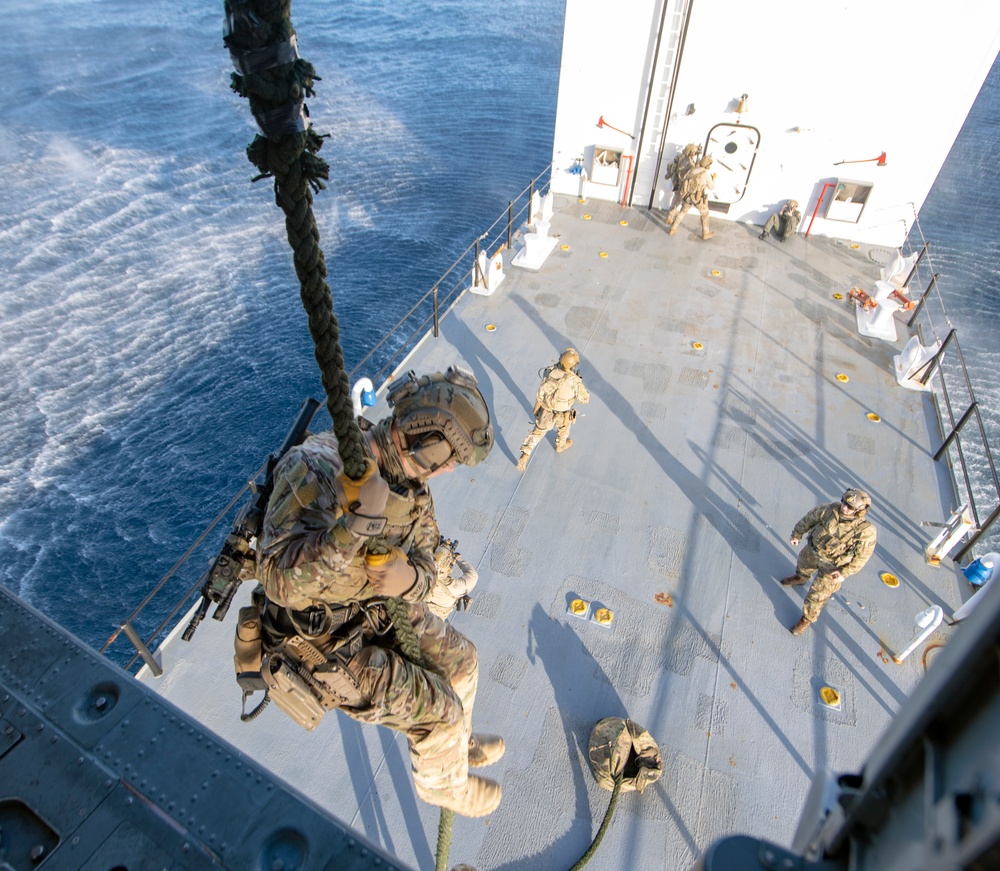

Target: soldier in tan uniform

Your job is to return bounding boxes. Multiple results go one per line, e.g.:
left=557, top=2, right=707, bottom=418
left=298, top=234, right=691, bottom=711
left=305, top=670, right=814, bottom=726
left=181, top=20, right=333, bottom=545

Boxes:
left=781, top=489, right=876, bottom=635
left=517, top=348, right=590, bottom=471
left=666, top=154, right=716, bottom=240
left=254, top=365, right=504, bottom=817
left=665, top=143, right=701, bottom=215
left=426, top=537, right=478, bottom=619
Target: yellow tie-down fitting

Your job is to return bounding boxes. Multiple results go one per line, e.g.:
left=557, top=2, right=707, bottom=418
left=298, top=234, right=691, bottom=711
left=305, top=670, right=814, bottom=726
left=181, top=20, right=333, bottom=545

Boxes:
left=819, top=686, right=842, bottom=708
left=568, top=598, right=591, bottom=620
left=592, top=607, right=614, bottom=627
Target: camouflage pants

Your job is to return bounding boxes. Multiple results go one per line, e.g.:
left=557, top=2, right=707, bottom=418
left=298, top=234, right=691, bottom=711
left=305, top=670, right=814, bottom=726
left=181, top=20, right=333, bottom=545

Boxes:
left=795, top=545, right=844, bottom=623
left=667, top=198, right=711, bottom=233
left=343, top=602, right=478, bottom=803
left=521, top=408, right=572, bottom=454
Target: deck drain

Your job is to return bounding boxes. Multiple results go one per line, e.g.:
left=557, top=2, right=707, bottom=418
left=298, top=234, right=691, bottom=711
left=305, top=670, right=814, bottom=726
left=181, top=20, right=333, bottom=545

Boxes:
left=867, top=412, right=881, bottom=422
left=619, top=220, right=628, bottom=226
left=836, top=373, right=849, bottom=382
left=583, top=214, right=592, bottom=220
left=692, top=341, right=704, bottom=350
left=599, top=251, right=608, bottom=258
left=833, top=292, right=844, bottom=299
left=561, top=244, right=570, bottom=251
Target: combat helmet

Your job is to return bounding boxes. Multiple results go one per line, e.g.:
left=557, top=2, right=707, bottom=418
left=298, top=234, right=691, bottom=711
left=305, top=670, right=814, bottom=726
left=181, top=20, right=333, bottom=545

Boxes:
left=788, top=199, right=799, bottom=210
left=386, top=364, right=494, bottom=471
left=559, top=348, right=580, bottom=371
left=699, top=154, right=713, bottom=169
left=841, top=488, right=871, bottom=514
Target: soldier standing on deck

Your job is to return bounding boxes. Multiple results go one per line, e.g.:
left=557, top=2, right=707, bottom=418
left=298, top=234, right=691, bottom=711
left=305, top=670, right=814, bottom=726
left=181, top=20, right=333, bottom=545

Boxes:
left=517, top=348, right=590, bottom=472
left=426, top=537, right=478, bottom=620
left=781, top=489, right=877, bottom=635
left=255, top=365, right=504, bottom=817
left=665, top=143, right=702, bottom=215
left=667, top=154, right=716, bottom=240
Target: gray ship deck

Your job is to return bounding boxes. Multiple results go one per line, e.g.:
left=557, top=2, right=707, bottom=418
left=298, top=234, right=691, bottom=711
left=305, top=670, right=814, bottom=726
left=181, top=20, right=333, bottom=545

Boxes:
left=144, top=194, right=963, bottom=870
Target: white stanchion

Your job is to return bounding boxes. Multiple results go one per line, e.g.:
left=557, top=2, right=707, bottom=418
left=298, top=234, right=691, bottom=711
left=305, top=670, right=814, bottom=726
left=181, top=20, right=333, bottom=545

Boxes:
left=893, top=605, right=944, bottom=663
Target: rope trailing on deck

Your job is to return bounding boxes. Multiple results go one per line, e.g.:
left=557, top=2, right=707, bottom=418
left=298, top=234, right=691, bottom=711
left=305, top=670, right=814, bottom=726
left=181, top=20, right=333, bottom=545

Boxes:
left=566, top=718, right=664, bottom=870
left=567, top=773, right=623, bottom=871
left=223, top=3, right=454, bottom=863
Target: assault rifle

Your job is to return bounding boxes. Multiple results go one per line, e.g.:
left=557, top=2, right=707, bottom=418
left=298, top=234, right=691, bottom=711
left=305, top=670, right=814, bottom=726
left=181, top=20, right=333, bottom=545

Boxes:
left=436, top=537, right=460, bottom=578
left=182, top=397, right=321, bottom=641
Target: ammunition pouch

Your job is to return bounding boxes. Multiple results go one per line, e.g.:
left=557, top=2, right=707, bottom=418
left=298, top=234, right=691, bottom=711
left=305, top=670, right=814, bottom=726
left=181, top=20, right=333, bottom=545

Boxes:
left=233, top=604, right=267, bottom=694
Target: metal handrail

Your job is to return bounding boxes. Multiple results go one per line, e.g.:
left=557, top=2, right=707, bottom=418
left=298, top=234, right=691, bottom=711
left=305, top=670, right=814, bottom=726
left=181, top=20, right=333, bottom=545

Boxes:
left=104, top=164, right=553, bottom=668
left=904, top=215, right=1000, bottom=560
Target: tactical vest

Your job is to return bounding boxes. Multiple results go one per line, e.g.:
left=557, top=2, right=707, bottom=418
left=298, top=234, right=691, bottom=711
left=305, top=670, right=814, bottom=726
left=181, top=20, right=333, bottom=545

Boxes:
left=542, top=368, right=580, bottom=412
left=809, top=505, right=873, bottom=565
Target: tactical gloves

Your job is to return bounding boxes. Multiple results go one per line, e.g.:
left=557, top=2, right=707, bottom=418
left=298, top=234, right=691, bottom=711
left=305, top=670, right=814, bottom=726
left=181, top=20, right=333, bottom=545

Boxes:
left=338, top=458, right=389, bottom=535
left=365, top=546, right=419, bottom=597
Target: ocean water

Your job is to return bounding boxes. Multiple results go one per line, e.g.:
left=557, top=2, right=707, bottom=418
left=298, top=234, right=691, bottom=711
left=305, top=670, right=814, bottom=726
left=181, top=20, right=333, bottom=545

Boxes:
left=0, top=2, right=997, bottom=655
left=0, top=0, right=563, bottom=653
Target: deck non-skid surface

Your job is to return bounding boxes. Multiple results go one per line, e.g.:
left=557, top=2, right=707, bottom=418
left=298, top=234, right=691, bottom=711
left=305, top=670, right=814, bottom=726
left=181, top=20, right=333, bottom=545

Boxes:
left=146, top=195, right=962, bottom=870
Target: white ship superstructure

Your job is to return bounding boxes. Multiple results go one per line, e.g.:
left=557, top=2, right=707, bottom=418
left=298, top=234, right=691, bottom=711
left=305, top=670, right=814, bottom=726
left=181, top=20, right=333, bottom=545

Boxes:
left=551, top=0, right=1000, bottom=246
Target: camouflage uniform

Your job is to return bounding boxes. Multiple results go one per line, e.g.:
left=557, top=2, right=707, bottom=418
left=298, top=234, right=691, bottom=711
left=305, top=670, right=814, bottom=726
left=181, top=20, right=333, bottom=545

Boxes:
left=665, top=143, right=701, bottom=215
left=667, top=157, right=716, bottom=239
left=426, top=539, right=478, bottom=620
left=788, top=501, right=876, bottom=623
left=518, top=352, right=590, bottom=467
left=256, top=430, right=479, bottom=807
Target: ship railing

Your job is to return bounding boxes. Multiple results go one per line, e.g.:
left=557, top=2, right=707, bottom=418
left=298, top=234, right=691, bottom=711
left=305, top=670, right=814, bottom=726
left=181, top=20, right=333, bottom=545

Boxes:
left=103, top=164, right=553, bottom=671
left=902, top=215, right=1000, bottom=561
left=351, top=164, right=554, bottom=388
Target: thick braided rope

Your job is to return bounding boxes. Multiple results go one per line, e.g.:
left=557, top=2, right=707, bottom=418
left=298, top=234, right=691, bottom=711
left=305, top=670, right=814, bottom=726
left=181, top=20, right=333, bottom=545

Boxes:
left=435, top=806, right=455, bottom=871
left=225, top=5, right=454, bottom=855
left=225, top=0, right=366, bottom=480
left=567, top=773, right=624, bottom=870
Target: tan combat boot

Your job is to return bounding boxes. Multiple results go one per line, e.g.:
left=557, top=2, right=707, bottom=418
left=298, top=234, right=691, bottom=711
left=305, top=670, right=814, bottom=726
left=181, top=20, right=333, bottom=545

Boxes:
left=700, top=216, right=714, bottom=240
left=668, top=222, right=679, bottom=236
left=780, top=575, right=806, bottom=586
left=516, top=452, right=529, bottom=472
left=555, top=438, right=573, bottom=453
left=790, top=617, right=810, bottom=636
left=426, top=775, right=502, bottom=817
left=468, top=734, right=506, bottom=768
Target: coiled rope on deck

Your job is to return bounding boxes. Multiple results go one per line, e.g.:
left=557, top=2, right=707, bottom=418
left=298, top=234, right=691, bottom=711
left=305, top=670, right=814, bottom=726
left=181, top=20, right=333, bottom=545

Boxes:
left=223, top=2, right=454, bottom=865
